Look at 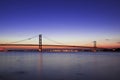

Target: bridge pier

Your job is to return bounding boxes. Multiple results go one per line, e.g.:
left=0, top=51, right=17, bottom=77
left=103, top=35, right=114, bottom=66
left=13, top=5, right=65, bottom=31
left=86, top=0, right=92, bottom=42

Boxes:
left=93, top=41, right=97, bottom=52
left=39, top=34, right=42, bottom=52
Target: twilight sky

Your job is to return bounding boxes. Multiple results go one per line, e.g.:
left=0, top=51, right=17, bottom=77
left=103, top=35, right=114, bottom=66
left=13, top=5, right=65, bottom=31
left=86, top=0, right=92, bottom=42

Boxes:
left=0, top=0, right=120, bottom=48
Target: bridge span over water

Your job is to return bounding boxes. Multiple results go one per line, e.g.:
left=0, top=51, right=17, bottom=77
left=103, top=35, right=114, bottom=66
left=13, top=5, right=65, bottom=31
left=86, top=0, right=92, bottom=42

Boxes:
left=0, top=34, right=103, bottom=52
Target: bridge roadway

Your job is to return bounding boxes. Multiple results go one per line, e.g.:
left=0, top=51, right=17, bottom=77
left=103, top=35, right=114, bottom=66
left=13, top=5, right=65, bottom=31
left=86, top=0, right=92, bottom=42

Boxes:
left=0, top=44, right=94, bottom=48
left=0, top=44, right=104, bottom=52
left=4, top=48, right=97, bottom=52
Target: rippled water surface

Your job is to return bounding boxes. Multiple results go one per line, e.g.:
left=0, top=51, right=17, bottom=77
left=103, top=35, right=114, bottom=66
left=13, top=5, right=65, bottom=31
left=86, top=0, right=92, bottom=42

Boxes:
left=0, top=52, right=120, bottom=80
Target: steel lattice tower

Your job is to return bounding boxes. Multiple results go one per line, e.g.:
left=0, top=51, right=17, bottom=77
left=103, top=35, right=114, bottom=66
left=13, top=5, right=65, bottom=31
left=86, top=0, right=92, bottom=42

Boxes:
left=93, top=41, right=97, bottom=52
left=39, top=34, right=42, bottom=52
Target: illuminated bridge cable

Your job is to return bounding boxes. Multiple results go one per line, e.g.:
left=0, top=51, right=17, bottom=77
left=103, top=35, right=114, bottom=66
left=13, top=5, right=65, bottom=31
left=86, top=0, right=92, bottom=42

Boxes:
left=43, top=35, right=65, bottom=45
left=43, top=35, right=94, bottom=47
left=5, top=35, right=38, bottom=44
left=83, top=42, right=92, bottom=46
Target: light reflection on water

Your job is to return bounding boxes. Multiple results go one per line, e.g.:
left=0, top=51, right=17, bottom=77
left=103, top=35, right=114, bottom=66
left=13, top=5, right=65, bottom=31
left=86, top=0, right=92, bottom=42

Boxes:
left=0, top=52, right=120, bottom=80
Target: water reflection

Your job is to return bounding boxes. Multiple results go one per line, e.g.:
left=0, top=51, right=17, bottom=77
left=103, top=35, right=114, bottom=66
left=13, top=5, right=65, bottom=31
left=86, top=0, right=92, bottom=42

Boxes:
left=42, top=53, right=120, bottom=80
left=0, top=52, right=42, bottom=80
left=0, top=52, right=120, bottom=80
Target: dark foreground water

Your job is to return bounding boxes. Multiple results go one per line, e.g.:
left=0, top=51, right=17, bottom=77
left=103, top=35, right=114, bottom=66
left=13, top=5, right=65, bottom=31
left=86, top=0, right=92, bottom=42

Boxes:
left=0, top=52, right=120, bottom=80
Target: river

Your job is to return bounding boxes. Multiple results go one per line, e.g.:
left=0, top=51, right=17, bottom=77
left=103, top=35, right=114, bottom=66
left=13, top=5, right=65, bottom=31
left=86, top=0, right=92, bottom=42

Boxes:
left=0, top=52, right=120, bottom=80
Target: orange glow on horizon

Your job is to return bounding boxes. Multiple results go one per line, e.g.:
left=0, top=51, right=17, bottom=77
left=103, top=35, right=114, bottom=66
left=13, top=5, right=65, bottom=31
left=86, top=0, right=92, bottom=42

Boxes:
left=0, top=44, right=120, bottom=50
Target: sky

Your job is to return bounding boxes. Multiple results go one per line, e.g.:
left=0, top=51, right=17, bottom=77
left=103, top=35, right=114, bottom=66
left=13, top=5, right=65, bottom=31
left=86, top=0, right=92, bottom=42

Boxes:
left=0, top=0, right=120, bottom=48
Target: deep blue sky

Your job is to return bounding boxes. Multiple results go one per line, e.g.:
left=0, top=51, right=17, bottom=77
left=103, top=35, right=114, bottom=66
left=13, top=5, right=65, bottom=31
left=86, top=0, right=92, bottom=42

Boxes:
left=0, top=0, right=120, bottom=47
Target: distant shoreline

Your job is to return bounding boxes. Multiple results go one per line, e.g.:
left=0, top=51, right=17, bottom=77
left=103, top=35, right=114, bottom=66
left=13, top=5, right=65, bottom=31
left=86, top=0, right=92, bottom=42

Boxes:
left=0, top=48, right=120, bottom=52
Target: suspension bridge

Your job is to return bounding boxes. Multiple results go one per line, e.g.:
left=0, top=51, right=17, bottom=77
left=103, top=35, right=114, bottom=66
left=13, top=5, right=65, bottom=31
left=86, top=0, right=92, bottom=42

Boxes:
left=0, top=34, right=101, bottom=52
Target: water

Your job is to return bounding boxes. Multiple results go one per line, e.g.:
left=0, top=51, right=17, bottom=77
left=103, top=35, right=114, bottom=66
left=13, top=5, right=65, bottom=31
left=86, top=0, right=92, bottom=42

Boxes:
left=0, top=52, right=120, bottom=80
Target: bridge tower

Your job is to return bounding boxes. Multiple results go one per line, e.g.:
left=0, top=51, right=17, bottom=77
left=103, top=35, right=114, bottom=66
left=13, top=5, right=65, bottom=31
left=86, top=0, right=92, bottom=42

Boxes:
left=39, top=34, right=42, bottom=52
left=93, top=41, right=97, bottom=52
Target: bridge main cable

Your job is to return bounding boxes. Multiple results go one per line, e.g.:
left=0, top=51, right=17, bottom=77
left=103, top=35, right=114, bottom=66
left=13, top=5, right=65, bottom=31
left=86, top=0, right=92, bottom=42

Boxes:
left=3, top=35, right=38, bottom=44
